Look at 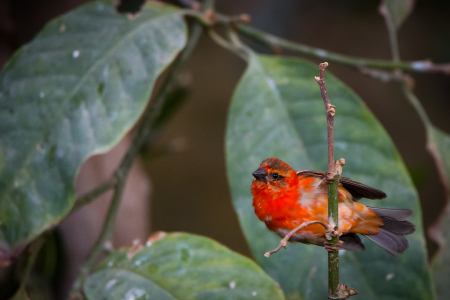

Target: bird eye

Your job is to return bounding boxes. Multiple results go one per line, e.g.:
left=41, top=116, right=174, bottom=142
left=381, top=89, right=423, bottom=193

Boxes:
left=272, top=173, right=279, bottom=180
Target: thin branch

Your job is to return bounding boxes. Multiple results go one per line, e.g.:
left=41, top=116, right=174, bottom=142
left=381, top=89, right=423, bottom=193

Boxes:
left=360, top=68, right=413, bottom=85
left=380, top=0, right=450, bottom=268
left=178, top=3, right=450, bottom=74
left=314, top=62, right=336, bottom=176
left=75, top=175, right=125, bottom=286
left=401, top=84, right=432, bottom=127
left=315, top=62, right=348, bottom=300
left=233, top=23, right=450, bottom=74
left=264, top=221, right=327, bottom=257
left=206, top=29, right=249, bottom=61
left=13, top=235, right=46, bottom=299
left=379, top=3, right=432, bottom=129
left=70, top=178, right=117, bottom=213
left=206, top=29, right=237, bottom=52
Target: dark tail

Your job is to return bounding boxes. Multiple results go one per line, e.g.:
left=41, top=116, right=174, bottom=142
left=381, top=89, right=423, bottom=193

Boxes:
left=363, top=207, right=415, bottom=257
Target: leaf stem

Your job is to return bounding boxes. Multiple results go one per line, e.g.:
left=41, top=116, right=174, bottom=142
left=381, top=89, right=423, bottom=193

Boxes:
left=401, top=85, right=432, bottom=127
left=13, top=235, right=46, bottom=299
left=379, top=4, right=401, bottom=64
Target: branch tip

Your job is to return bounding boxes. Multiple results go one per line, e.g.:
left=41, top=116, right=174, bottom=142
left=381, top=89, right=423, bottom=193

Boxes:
left=239, top=13, right=251, bottom=24
left=320, top=62, right=329, bottom=69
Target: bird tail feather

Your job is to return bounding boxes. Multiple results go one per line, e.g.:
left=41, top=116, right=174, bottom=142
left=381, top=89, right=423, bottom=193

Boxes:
left=363, top=207, right=415, bottom=257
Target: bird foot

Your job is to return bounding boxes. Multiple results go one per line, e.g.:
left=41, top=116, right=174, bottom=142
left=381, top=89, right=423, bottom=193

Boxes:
left=324, top=241, right=344, bottom=252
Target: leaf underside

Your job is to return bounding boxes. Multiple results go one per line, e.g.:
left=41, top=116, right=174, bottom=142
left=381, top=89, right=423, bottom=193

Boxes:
left=84, top=232, right=285, bottom=300
left=226, top=53, right=433, bottom=299
left=0, top=1, right=187, bottom=258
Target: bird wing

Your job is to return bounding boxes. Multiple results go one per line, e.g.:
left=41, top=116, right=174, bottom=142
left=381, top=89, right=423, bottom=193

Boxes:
left=296, top=170, right=386, bottom=200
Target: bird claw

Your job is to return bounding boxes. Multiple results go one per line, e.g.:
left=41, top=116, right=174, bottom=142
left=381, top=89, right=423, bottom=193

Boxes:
left=324, top=241, right=344, bottom=252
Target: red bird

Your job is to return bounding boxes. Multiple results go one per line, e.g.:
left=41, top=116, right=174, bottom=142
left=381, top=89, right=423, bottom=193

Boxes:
left=251, top=158, right=415, bottom=256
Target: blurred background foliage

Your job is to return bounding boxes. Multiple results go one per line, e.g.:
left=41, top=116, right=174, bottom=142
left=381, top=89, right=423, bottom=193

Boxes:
left=0, top=0, right=449, bottom=299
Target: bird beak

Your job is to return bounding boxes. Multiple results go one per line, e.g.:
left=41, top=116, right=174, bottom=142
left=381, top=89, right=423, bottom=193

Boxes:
left=252, top=167, right=268, bottom=184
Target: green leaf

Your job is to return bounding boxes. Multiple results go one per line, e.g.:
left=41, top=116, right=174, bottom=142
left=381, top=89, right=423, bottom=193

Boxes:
left=225, top=54, right=433, bottom=299
left=83, top=232, right=285, bottom=300
left=380, top=0, right=415, bottom=30
left=0, top=1, right=187, bottom=259
left=427, top=126, right=450, bottom=300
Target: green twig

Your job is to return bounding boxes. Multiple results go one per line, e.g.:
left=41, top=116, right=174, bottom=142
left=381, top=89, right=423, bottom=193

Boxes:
left=206, top=29, right=248, bottom=61
left=178, top=2, right=450, bottom=74
left=70, top=179, right=117, bottom=213
left=379, top=4, right=401, bottom=64
left=233, top=23, right=450, bottom=74
left=327, top=174, right=341, bottom=300
left=12, top=235, right=46, bottom=299
left=401, top=85, right=432, bottom=127
left=315, top=62, right=349, bottom=300
left=379, top=3, right=432, bottom=129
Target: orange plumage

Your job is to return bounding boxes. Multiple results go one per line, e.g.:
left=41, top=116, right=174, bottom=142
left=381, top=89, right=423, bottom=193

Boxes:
left=251, top=158, right=415, bottom=256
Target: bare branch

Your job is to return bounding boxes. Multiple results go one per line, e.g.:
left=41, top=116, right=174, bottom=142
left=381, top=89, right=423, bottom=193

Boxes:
left=233, top=23, right=450, bottom=75
left=264, top=221, right=328, bottom=257
left=314, top=62, right=336, bottom=177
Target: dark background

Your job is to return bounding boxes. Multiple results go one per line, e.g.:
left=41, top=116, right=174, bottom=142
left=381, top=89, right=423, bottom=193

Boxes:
left=0, top=0, right=449, bottom=298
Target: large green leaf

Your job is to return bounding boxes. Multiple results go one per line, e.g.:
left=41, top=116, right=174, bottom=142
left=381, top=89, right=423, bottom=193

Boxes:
left=84, top=232, right=285, bottom=300
left=427, top=126, right=450, bottom=300
left=226, top=54, right=433, bottom=299
left=0, top=1, right=187, bottom=260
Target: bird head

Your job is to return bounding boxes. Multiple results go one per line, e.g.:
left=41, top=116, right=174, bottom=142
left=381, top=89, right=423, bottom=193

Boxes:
left=252, top=158, right=298, bottom=189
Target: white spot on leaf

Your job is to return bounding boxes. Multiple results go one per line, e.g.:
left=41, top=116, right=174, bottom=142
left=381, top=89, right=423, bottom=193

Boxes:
left=39, top=92, right=45, bottom=98
left=72, top=50, right=80, bottom=58
left=266, top=78, right=277, bottom=91
left=386, top=273, right=395, bottom=280
left=252, top=291, right=257, bottom=296
left=105, top=279, right=117, bottom=289
left=229, top=281, right=236, bottom=289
